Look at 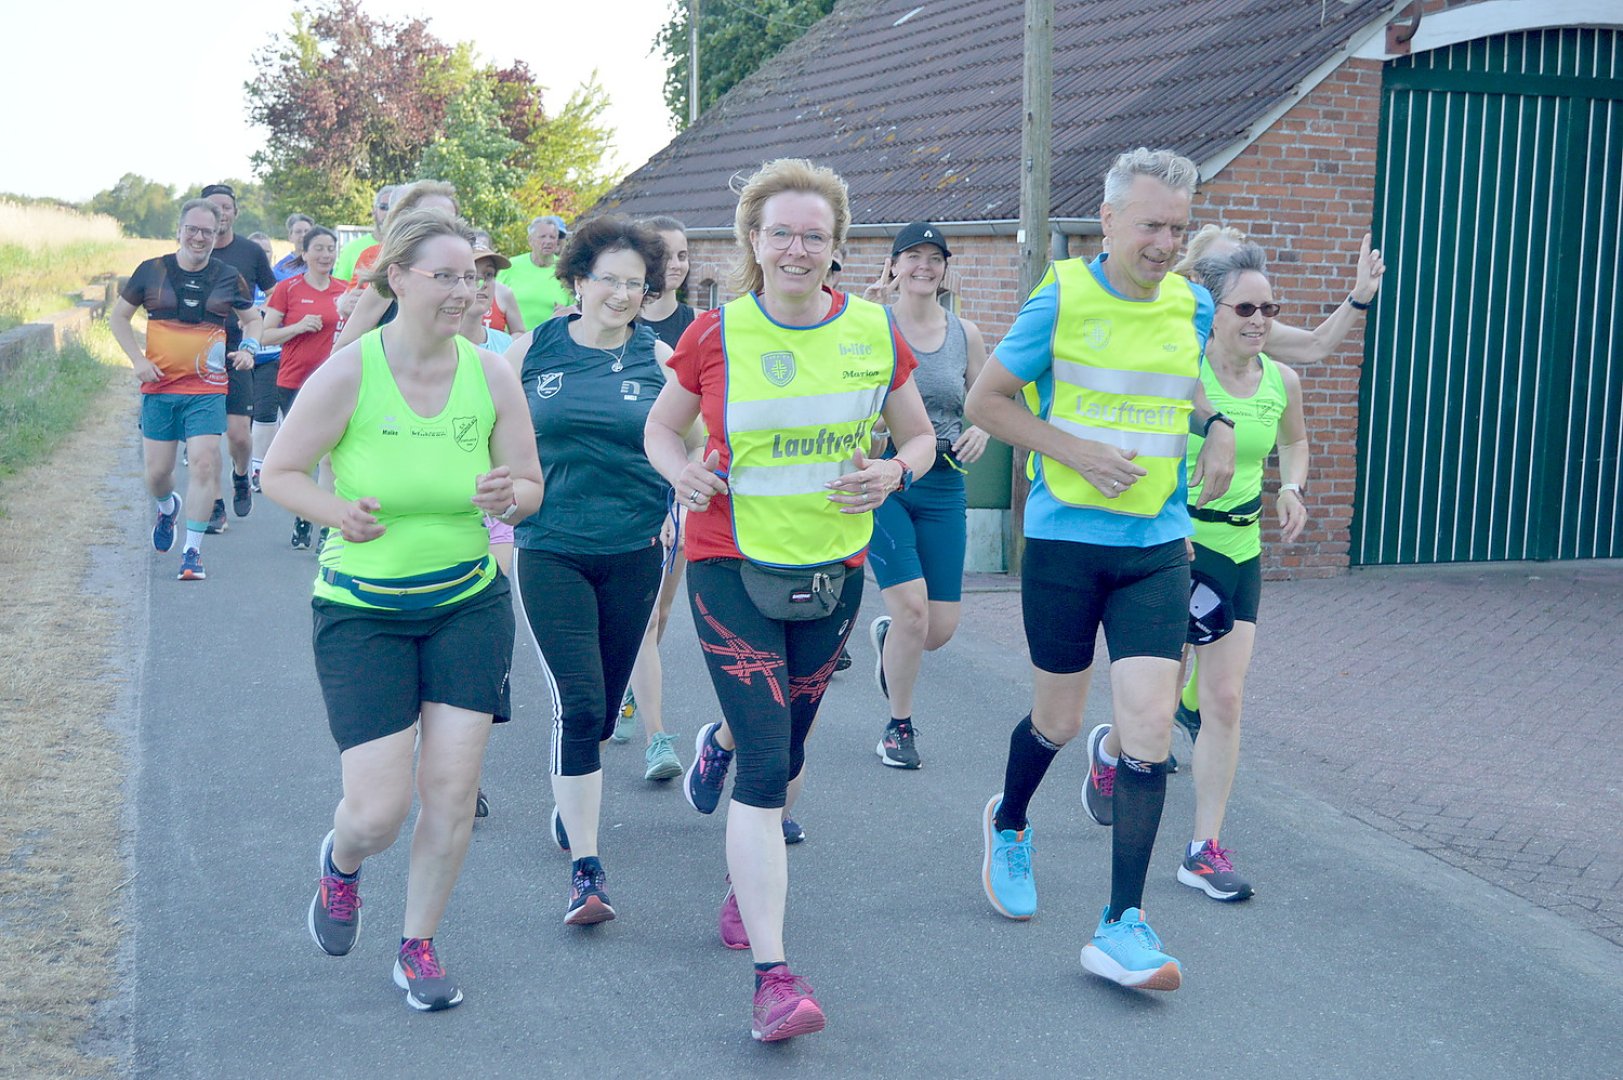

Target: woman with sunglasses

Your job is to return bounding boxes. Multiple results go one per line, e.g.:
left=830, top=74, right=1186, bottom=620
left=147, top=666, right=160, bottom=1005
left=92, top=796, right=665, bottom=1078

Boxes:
left=502, top=216, right=675, bottom=926
left=261, top=207, right=542, bottom=1012
left=645, top=158, right=935, bottom=1041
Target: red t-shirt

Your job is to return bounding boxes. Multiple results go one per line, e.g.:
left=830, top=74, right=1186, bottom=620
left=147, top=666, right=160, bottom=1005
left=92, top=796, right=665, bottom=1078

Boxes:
left=484, top=301, right=507, bottom=332
left=267, top=274, right=350, bottom=389
left=668, top=289, right=918, bottom=564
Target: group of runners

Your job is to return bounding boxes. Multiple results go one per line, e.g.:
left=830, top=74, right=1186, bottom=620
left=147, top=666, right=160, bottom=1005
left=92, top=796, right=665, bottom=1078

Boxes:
left=118, top=145, right=1380, bottom=1036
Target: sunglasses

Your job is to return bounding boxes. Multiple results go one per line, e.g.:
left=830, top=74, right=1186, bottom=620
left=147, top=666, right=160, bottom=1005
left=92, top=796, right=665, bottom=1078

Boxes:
left=1220, top=301, right=1282, bottom=318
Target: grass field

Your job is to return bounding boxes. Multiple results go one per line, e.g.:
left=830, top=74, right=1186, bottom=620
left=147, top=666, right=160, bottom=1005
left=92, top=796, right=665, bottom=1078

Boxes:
left=0, top=200, right=167, bottom=332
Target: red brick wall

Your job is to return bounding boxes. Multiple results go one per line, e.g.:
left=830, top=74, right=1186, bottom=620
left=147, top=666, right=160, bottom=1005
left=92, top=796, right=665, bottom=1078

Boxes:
left=684, top=59, right=1384, bottom=579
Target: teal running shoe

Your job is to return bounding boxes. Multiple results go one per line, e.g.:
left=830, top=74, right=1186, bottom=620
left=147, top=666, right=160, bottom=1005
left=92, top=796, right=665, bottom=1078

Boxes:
left=612, top=690, right=636, bottom=743
left=1080, top=906, right=1182, bottom=991
left=980, top=794, right=1036, bottom=919
left=643, top=731, right=682, bottom=781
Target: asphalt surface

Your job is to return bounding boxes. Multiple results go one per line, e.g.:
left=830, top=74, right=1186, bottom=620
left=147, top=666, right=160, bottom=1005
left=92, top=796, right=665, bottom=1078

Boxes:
left=121, top=455, right=1623, bottom=1079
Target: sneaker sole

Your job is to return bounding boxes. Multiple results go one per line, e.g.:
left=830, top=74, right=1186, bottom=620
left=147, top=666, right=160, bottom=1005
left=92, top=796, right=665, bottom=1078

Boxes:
left=177, top=569, right=206, bottom=581
left=683, top=724, right=722, bottom=814
left=1082, top=725, right=1113, bottom=827
left=981, top=793, right=1033, bottom=920
left=1177, top=865, right=1254, bottom=901
left=564, top=895, right=617, bottom=925
left=875, top=739, right=921, bottom=769
left=393, top=961, right=464, bottom=1011
left=868, top=617, right=889, bottom=698
left=644, top=756, right=683, bottom=781
left=1080, top=944, right=1182, bottom=991
left=309, top=831, right=359, bottom=956
left=753, top=1000, right=826, bottom=1041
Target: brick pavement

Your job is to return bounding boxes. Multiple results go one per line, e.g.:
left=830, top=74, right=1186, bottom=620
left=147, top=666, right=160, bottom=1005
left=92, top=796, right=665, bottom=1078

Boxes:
left=966, top=561, right=1623, bottom=948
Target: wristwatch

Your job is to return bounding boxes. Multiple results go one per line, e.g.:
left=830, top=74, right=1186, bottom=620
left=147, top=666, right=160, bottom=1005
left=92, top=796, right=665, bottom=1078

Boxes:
left=1280, top=483, right=1304, bottom=496
left=895, top=461, right=915, bottom=491
left=1202, top=412, right=1235, bottom=436
left=498, top=501, right=521, bottom=523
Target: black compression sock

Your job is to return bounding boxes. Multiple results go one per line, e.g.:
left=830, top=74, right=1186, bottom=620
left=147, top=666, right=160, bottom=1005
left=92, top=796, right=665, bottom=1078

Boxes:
left=1107, top=751, right=1170, bottom=921
left=995, top=714, right=1061, bottom=832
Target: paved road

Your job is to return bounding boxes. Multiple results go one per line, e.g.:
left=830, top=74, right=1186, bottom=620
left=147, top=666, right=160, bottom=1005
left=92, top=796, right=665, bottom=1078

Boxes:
left=121, top=458, right=1623, bottom=1078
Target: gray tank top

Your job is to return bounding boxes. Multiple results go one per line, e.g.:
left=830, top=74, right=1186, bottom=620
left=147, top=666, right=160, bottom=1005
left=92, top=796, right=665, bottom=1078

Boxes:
left=906, top=309, right=968, bottom=443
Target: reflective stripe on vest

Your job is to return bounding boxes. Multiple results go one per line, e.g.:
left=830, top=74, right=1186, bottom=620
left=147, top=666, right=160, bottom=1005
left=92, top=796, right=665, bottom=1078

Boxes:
left=1035, top=260, right=1202, bottom=517
left=720, top=293, right=896, bottom=567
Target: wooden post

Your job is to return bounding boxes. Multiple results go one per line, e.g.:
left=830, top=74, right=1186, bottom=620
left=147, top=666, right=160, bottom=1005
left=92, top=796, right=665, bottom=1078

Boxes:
left=689, top=0, right=701, bottom=126
left=1009, top=0, right=1053, bottom=573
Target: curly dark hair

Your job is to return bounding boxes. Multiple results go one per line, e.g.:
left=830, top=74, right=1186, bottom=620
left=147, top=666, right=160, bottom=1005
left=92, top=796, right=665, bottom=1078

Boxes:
left=553, top=216, right=669, bottom=299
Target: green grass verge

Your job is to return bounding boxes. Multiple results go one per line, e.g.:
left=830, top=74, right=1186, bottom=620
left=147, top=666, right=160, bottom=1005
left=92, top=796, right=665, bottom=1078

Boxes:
left=0, top=324, right=120, bottom=483
left=0, top=238, right=169, bottom=329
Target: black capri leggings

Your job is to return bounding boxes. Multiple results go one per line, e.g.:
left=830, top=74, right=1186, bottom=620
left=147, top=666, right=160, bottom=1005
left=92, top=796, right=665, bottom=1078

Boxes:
left=686, top=558, right=864, bottom=809
left=514, top=545, right=662, bottom=776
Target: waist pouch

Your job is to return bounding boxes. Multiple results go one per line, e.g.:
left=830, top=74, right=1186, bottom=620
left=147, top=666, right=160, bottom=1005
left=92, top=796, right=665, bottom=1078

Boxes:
left=1188, top=494, right=1263, bottom=528
left=320, top=556, right=489, bottom=611
left=738, top=559, right=849, bottom=621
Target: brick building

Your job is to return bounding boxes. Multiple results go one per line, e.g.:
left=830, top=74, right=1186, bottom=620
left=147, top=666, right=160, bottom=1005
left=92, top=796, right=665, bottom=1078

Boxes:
left=597, top=0, right=1623, bottom=577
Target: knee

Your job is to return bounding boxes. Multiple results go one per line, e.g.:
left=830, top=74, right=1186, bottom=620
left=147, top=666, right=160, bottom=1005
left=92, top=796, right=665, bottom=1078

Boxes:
left=923, top=612, right=960, bottom=651
left=189, top=453, right=219, bottom=483
left=1031, top=709, right=1083, bottom=745
left=735, top=746, right=790, bottom=808
left=343, top=791, right=411, bottom=846
left=889, top=592, right=930, bottom=638
left=417, top=766, right=480, bottom=819
left=1202, top=681, right=1245, bottom=726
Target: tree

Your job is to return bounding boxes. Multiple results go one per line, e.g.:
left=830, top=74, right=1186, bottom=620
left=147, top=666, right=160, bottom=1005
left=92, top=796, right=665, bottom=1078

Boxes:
left=655, top=0, right=835, bottom=128
left=508, top=77, right=618, bottom=242
left=85, top=174, right=177, bottom=238
left=244, top=0, right=451, bottom=223
left=416, top=46, right=523, bottom=245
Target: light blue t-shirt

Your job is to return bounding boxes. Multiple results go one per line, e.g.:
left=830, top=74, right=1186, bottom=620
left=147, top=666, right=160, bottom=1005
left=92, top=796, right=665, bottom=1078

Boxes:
left=995, top=254, right=1214, bottom=548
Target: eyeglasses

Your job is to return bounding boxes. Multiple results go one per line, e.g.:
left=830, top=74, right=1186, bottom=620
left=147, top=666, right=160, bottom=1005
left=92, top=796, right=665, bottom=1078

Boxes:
left=1221, top=301, right=1282, bottom=318
left=181, top=225, right=218, bottom=238
left=407, top=266, right=478, bottom=289
left=760, top=226, right=832, bottom=254
left=586, top=272, right=650, bottom=295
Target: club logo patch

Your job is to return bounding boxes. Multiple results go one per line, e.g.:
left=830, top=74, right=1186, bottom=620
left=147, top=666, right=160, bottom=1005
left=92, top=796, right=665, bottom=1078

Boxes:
left=536, top=371, right=563, bottom=399
left=1082, top=318, right=1111, bottom=349
left=762, top=351, right=796, bottom=387
left=453, top=415, right=479, bottom=452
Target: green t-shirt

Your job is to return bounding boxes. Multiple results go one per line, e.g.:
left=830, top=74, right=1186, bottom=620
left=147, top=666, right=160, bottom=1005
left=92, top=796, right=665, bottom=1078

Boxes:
left=334, top=233, right=375, bottom=282
left=499, top=254, right=573, bottom=328
left=1186, top=354, right=1287, bottom=562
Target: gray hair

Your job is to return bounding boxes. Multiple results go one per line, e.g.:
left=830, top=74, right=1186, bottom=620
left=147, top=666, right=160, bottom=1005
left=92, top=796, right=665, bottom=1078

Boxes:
left=1196, top=242, right=1269, bottom=304
left=1102, top=148, right=1200, bottom=207
left=177, top=198, right=221, bottom=227
left=284, top=212, right=315, bottom=234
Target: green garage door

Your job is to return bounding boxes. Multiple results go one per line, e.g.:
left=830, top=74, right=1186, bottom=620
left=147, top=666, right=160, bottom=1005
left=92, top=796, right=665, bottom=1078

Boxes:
left=1354, top=28, right=1623, bottom=564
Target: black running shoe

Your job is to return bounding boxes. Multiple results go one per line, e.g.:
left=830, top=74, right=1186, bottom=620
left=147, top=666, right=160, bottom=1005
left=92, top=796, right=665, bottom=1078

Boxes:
left=1174, top=702, right=1202, bottom=744
left=868, top=615, right=891, bottom=698
left=782, top=816, right=806, bottom=845
left=834, top=646, right=853, bottom=672
left=394, top=938, right=463, bottom=1011
left=1178, top=840, right=1254, bottom=901
left=291, top=517, right=312, bottom=549
left=205, top=498, right=228, bottom=534
left=564, top=858, right=616, bottom=925
left=876, top=718, right=921, bottom=769
left=308, top=830, right=361, bottom=956
left=232, top=471, right=252, bottom=517
left=474, top=787, right=489, bottom=819
left=551, top=805, right=570, bottom=852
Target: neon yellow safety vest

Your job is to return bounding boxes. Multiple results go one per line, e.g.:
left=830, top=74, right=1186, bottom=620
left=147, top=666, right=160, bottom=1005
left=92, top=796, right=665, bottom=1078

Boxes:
left=720, top=294, right=896, bottom=567
left=1031, top=259, right=1202, bottom=517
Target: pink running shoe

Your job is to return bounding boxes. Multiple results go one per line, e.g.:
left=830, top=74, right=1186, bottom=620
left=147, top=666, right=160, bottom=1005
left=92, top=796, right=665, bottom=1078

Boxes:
left=720, top=879, right=750, bottom=950
left=751, top=965, right=826, bottom=1042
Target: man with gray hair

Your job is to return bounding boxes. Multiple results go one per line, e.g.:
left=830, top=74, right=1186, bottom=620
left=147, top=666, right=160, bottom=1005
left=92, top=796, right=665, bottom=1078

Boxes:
left=965, top=147, right=1236, bottom=990
left=500, top=214, right=573, bottom=327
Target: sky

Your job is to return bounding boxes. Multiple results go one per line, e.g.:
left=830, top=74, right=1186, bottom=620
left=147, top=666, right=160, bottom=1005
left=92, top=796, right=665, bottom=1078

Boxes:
left=0, top=0, right=681, bottom=203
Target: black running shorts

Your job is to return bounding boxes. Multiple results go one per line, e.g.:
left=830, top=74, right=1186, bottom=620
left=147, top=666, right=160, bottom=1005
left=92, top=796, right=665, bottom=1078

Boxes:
left=312, top=575, right=514, bottom=753
left=1021, top=537, right=1189, bottom=673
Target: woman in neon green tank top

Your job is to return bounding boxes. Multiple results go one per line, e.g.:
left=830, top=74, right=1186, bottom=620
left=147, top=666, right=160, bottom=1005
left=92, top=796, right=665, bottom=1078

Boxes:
left=262, top=208, right=542, bottom=1011
left=1170, top=244, right=1310, bottom=903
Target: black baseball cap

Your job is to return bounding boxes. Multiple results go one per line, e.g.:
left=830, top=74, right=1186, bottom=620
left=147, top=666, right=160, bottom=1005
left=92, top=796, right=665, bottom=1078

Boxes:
left=200, top=183, right=236, bottom=203
left=891, top=221, right=951, bottom=258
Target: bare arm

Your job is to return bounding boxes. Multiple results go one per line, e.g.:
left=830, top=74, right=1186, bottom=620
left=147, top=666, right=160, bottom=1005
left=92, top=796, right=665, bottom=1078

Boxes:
left=331, top=288, right=391, bottom=352
left=1263, top=233, right=1386, bottom=365
left=260, top=306, right=325, bottom=346
left=646, top=378, right=727, bottom=511
left=953, top=316, right=991, bottom=462
left=495, top=282, right=526, bottom=334
left=1273, top=363, right=1310, bottom=542
left=473, top=349, right=544, bottom=519
left=109, top=298, right=159, bottom=383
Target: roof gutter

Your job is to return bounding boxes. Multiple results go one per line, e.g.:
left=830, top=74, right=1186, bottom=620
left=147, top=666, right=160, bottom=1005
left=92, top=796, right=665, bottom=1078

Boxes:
left=684, top=218, right=1103, bottom=242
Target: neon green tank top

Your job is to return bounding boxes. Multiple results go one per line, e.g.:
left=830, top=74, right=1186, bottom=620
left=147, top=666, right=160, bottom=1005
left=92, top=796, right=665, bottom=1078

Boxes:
left=314, top=331, right=498, bottom=609
left=1185, top=354, right=1287, bottom=562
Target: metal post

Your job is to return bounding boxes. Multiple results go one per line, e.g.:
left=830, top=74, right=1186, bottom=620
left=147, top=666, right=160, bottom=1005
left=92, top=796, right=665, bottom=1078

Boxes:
left=689, top=0, right=701, bottom=126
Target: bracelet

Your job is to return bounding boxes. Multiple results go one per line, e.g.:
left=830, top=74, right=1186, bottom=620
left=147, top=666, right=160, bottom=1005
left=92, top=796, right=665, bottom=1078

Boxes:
left=1348, top=296, right=1371, bottom=312
left=239, top=337, right=261, bottom=353
left=1280, top=483, right=1303, bottom=495
left=1202, top=412, right=1235, bottom=436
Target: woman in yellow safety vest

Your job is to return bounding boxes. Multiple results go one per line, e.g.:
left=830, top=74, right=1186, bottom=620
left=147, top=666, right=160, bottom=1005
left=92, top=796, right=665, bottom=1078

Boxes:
left=644, top=158, right=936, bottom=1043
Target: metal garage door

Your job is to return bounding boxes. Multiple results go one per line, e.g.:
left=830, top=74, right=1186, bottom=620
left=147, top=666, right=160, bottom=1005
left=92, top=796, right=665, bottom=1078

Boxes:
left=1353, top=28, right=1623, bottom=564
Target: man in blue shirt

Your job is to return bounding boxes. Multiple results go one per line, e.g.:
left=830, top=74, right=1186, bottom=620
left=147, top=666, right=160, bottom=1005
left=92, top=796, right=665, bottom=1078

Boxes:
left=966, top=148, right=1236, bottom=991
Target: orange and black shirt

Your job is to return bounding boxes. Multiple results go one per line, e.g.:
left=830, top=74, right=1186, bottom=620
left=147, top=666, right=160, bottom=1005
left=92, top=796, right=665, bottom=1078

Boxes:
left=120, top=255, right=253, bottom=395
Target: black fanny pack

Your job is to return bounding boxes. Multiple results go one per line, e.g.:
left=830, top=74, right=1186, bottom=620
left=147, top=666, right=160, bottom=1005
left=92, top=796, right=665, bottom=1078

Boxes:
left=738, top=559, right=849, bottom=621
left=1188, top=494, right=1264, bottom=528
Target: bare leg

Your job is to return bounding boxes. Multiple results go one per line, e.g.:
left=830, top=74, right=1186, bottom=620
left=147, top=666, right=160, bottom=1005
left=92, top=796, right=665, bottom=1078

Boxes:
left=1190, top=623, right=1256, bottom=843
left=182, top=434, right=221, bottom=525
left=727, top=801, right=788, bottom=964
left=551, top=768, right=604, bottom=860
left=330, top=724, right=417, bottom=874
left=401, top=701, right=492, bottom=939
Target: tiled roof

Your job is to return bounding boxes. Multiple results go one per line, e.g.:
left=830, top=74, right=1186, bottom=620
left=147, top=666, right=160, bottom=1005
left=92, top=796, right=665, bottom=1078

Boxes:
left=595, top=0, right=1391, bottom=228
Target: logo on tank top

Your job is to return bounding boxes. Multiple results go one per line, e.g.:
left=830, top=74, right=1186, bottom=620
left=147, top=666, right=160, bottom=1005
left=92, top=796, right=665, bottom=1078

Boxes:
left=620, top=380, right=641, bottom=401
left=536, top=371, right=563, bottom=399
left=453, top=416, right=479, bottom=452
left=761, top=351, right=796, bottom=387
left=1082, top=318, right=1111, bottom=349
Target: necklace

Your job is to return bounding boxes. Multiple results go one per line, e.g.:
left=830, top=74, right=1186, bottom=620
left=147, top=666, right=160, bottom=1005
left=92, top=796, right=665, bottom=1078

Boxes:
left=599, top=333, right=631, bottom=372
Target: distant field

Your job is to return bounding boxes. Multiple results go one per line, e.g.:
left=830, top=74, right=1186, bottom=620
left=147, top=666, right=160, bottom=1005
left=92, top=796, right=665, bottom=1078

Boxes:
left=0, top=200, right=168, bottom=332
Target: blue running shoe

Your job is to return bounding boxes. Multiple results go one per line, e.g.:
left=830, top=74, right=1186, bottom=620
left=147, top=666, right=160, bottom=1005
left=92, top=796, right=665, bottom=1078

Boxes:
left=1080, top=906, right=1182, bottom=991
left=152, top=494, right=181, bottom=553
left=980, top=794, right=1036, bottom=920
left=781, top=816, right=805, bottom=845
left=684, top=722, right=733, bottom=815
left=177, top=548, right=206, bottom=581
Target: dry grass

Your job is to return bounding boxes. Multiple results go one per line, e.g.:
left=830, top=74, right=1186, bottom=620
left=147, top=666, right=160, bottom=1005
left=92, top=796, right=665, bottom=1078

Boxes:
left=0, top=201, right=123, bottom=248
left=0, top=202, right=167, bottom=331
left=0, top=331, right=136, bottom=1078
